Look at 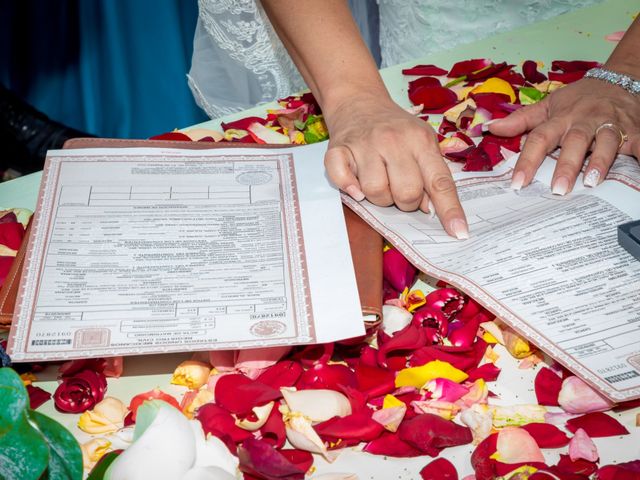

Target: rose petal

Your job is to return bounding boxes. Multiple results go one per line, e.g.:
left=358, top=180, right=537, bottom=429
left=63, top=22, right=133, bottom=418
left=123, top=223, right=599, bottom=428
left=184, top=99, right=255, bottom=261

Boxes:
left=555, top=453, right=599, bottom=476
left=26, top=384, right=51, bottom=409
left=410, top=344, right=483, bottom=372
left=128, top=388, right=181, bottom=422
left=315, top=412, right=385, bottom=445
left=148, top=131, right=192, bottom=141
left=256, top=361, right=303, bottom=389
left=522, top=60, right=548, bottom=83
left=236, top=402, right=275, bottom=431
left=285, top=414, right=327, bottom=456
left=420, top=457, right=459, bottom=480
left=493, top=426, right=545, bottom=464
left=383, top=248, right=417, bottom=292
left=521, top=422, right=570, bottom=448
left=550, top=60, right=600, bottom=73
left=403, top=65, right=448, bottom=76
left=447, top=316, right=480, bottom=348
left=396, top=360, right=468, bottom=389
left=355, top=363, right=396, bottom=398
left=491, top=404, right=547, bottom=428
left=260, top=401, right=287, bottom=448
left=281, top=388, right=351, bottom=423
left=372, top=405, right=407, bottom=433
left=236, top=346, right=292, bottom=378
left=534, top=367, right=563, bottom=406
left=566, top=412, right=629, bottom=438
left=412, top=400, right=461, bottom=421
left=171, top=360, right=211, bottom=390
left=425, top=288, right=465, bottom=317
left=378, top=324, right=429, bottom=366
left=558, top=376, right=614, bottom=414
left=548, top=71, right=587, bottom=84
left=460, top=404, right=493, bottom=445
left=238, top=438, right=307, bottom=480
left=470, top=78, right=516, bottom=103
left=0, top=221, right=25, bottom=250
left=399, top=413, right=472, bottom=455
left=448, top=59, right=493, bottom=78
left=296, top=363, right=357, bottom=391
left=221, top=116, right=267, bottom=132
left=247, top=122, right=290, bottom=144
left=215, top=374, right=281, bottom=415
left=426, top=378, right=469, bottom=402
left=597, top=462, right=640, bottom=480
left=381, top=305, right=414, bottom=336
left=605, top=30, right=627, bottom=42
left=466, top=363, right=501, bottom=383
left=568, top=428, right=599, bottom=462
left=364, top=431, right=423, bottom=457
left=409, top=86, right=459, bottom=113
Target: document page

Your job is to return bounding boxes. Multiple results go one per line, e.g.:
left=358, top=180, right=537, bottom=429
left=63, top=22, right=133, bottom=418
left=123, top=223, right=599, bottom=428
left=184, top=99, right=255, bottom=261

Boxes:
left=344, top=154, right=640, bottom=401
left=8, top=143, right=364, bottom=361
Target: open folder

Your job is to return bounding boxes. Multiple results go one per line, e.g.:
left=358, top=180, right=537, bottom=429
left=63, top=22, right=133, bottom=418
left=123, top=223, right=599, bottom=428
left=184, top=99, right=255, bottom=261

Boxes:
left=0, top=139, right=382, bottom=361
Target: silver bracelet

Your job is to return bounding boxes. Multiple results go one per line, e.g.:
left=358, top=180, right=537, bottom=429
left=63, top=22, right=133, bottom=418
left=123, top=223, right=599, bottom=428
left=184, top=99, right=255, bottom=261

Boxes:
left=584, top=67, right=640, bottom=96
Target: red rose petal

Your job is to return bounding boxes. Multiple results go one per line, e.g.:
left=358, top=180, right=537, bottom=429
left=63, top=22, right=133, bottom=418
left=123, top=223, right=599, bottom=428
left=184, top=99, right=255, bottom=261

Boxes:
left=196, top=403, right=251, bottom=453
left=480, top=133, right=523, bottom=154
left=260, top=401, right=287, bottom=449
left=466, top=362, right=501, bottom=382
left=566, top=412, right=630, bottom=438
left=495, top=461, right=548, bottom=477
left=53, top=369, right=107, bottom=413
left=377, top=324, right=429, bottom=366
left=0, top=212, right=18, bottom=224
left=128, top=388, right=180, bottom=421
left=315, top=412, right=384, bottom=446
left=463, top=146, right=493, bottom=172
left=278, top=450, right=313, bottom=475
left=290, top=343, right=334, bottom=367
left=148, top=131, right=193, bottom=141
left=551, top=60, right=600, bottom=73
left=215, top=374, right=281, bottom=415
left=471, top=432, right=499, bottom=480
left=470, top=93, right=513, bottom=115
left=409, top=86, right=459, bottom=113
left=398, top=413, right=472, bottom=456
left=364, top=431, right=424, bottom=457
left=403, top=65, right=448, bottom=76
left=383, top=247, right=418, bottom=292
left=466, top=62, right=512, bottom=83
left=420, top=457, right=459, bottom=480
left=521, top=423, right=570, bottom=448
left=555, top=453, right=599, bottom=476
left=410, top=343, right=484, bottom=371
left=238, top=438, right=307, bottom=480
left=0, top=221, right=24, bottom=250
left=439, top=118, right=458, bottom=135
left=447, top=316, right=480, bottom=348
left=355, top=363, right=396, bottom=397
left=448, top=59, right=493, bottom=78
left=522, top=60, right=548, bottom=83
left=597, top=462, right=640, bottom=480
left=548, top=70, right=587, bottom=84
left=221, top=116, right=267, bottom=132
left=408, top=77, right=442, bottom=98
left=0, top=256, right=15, bottom=284
left=534, top=367, right=563, bottom=406
left=26, top=384, right=52, bottom=409
left=256, top=361, right=303, bottom=389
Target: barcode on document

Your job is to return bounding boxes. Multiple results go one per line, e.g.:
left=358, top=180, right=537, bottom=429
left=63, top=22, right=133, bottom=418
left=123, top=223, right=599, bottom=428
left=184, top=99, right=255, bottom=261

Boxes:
left=605, top=370, right=640, bottom=383
left=31, top=339, right=72, bottom=346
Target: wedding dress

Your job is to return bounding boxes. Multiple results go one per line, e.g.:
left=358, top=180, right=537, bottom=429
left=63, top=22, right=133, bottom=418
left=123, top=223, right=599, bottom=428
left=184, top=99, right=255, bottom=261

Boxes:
left=188, top=0, right=602, bottom=119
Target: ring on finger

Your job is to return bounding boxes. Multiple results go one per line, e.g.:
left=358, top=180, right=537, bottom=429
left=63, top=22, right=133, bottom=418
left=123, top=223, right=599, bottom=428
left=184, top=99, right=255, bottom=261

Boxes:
left=595, top=122, right=628, bottom=149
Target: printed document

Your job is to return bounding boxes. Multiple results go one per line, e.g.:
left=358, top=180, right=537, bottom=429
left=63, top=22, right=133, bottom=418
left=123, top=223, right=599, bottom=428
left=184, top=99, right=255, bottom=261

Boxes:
left=344, top=153, right=640, bottom=401
left=8, top=143, right=364, bottom=361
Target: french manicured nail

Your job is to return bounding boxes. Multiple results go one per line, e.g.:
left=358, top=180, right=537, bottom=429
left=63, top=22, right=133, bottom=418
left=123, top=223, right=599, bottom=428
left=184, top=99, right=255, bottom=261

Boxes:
left=450, top=218, right=470, bottom=240
left=511, top=171, right=525, bottom=190
left=583, top=169, right=600, bottom=188
left=481, top=119, right=498, bottom=133
left=552, top=177, right=569, bottom=196
left=345, top=185, right=365, bottom=201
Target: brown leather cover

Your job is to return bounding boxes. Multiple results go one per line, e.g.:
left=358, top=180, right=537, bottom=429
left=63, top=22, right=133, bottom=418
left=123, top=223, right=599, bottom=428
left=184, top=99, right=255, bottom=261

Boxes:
left=0, top=138, right=383, bottom=328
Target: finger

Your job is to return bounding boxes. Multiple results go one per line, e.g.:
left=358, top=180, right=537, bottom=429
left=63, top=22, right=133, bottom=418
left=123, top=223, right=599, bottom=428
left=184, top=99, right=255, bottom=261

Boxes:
left=583, top=126, right=621, bottom=188
left=488, top=99, right=549, bottom=137
left=629, top=134, right=640, bottom=160
left=357, top=151, right=394, bottom=207
left=552, top=125, right=594, bottom=195
left=383, top=151, right=425, bottom=212
left=418, top=191, right=433, bottom=216
left=416, top=147, right=468, bottom=239
left=324, top=145, right=365, bottom=201
left=512, top=119, right=565, bottom=189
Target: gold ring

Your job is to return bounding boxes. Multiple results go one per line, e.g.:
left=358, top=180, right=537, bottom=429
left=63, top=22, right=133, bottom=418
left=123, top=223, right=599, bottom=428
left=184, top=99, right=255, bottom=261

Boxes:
left=595, top=122, right=628, bottom=149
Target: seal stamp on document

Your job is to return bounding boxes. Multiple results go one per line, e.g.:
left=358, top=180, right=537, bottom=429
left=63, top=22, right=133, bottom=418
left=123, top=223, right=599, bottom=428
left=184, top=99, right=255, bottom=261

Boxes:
left=250, top=320, right=286, bottom=337
left=236, top=171, right=273, bottom=185
left=628, top=354, right=640, bottom=373
left=74, top=328, right=111, bottom=348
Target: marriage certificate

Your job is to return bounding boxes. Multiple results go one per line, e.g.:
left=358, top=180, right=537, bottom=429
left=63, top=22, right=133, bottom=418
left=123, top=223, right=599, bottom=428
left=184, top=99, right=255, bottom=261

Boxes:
left=8, top=143, right=364, bottom=361
left=343, top=153, right=640, bottom=402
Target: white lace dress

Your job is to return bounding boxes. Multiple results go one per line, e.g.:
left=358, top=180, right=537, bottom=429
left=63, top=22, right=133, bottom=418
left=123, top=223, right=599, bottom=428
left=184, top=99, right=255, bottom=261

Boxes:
left=188, top=0, right=602, bottom=119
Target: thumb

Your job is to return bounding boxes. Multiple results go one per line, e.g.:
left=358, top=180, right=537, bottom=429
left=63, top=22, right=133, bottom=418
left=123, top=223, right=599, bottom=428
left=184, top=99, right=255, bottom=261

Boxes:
left=324, top=144, right=365, bottom=201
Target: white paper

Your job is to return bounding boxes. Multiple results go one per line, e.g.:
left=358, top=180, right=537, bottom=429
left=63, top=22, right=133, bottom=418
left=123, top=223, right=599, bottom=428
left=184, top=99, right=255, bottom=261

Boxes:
left=343, top=153, right=640, bottom=401
left=8, top=143, right=364, bottom=361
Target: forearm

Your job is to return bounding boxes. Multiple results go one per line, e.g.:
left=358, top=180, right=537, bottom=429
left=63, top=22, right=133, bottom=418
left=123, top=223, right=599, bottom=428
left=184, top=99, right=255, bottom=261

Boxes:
left=260, top=0, right=390, bottom=116
left=604, top=16, right=640, bottom=77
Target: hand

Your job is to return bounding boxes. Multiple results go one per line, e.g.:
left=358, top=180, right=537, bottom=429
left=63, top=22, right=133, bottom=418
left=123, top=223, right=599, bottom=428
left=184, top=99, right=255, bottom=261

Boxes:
left=489, top=78, right=640, bottom=193
left=323, top=93, right=469, bottom=240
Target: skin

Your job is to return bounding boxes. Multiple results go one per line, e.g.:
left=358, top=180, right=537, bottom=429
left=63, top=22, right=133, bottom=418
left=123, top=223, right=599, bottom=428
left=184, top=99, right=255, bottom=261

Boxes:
left=490, top=16, right=640, bottom=193
left=261, top=1, right=639, bottom=237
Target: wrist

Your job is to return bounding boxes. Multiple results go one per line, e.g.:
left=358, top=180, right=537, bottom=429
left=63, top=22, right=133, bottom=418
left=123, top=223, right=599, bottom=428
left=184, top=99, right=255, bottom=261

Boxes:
left=584, top=67, right=640, bottom=96
left=319, top=80, right=392, bottom=117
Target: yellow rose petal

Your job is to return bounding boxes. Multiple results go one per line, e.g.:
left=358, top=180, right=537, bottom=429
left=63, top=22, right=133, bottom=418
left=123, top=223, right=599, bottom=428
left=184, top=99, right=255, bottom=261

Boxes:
left=395, top=360, right=468, bottom=388
left=470, top=77, right=516, bottom=103
left=171, top=360, right=211, bottom=389
left=81, top=438, right=112, bottom=470
left=382, top=394, right=404, bottom=409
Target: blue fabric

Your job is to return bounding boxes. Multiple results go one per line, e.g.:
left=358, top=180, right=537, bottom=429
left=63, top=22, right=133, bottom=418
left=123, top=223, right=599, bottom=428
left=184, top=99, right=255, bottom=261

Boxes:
left=1, top=0, right=207, bottom=138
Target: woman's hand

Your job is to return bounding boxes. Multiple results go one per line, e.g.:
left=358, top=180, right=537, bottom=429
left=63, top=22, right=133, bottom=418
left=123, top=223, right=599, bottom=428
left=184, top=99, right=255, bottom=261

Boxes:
left=323, top=92, right=469, bottom=239
left=489, top=77, right=640, bottom=193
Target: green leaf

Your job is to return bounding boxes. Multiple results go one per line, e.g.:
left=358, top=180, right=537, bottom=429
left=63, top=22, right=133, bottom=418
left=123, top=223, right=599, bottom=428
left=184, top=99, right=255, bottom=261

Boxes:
left=29, top=410, right=83, bottom=480
left=86, top=451, right=121, bottom=480
left=0, top=368, right=29, bottom=432
left=518, top=86, right=546, bottom=105
left=0, top=411, right=49, bottom=480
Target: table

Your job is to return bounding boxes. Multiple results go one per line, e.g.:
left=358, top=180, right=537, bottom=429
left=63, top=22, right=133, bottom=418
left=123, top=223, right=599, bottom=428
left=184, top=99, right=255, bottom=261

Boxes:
left=1, top=1, right=639, bottom=477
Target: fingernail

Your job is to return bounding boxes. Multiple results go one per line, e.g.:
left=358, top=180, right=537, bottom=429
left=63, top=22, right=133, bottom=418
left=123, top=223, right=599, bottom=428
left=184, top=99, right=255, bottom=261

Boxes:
left=450, top=218, right=470, bottom=240
left=481, top=119, right=497, bottom=133
left=345, top=185, right=365, bottom=201
left=583, top=169, right=600, bottom=188
left=552, top=177, right=569, bottom=196
left=511, top=171, right=525, bottom=191
left=428, top=200, right=436, bottom=219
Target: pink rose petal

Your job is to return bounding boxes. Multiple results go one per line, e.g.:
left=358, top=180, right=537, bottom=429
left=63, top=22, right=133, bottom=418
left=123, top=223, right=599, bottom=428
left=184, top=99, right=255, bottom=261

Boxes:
left=558, top=376, right=613, bottom=414
left=568, top=428, right=599, bottom=462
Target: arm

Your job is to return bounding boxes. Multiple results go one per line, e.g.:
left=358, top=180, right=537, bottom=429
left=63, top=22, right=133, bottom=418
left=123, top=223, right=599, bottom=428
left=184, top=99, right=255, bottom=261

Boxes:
left=260, top=0, right=469, bottom=239
left=490, top=17, right=640, bottom=193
